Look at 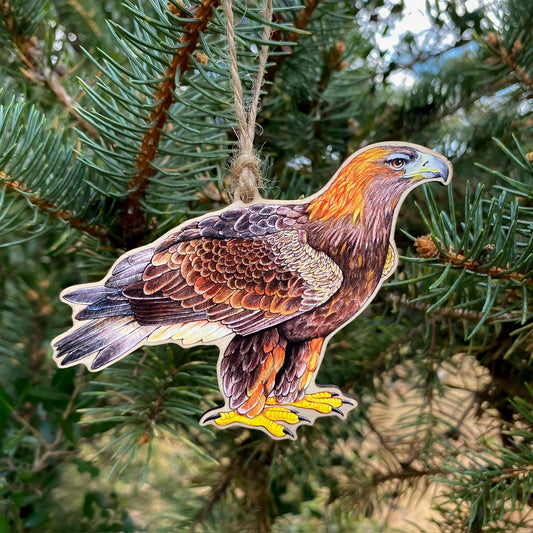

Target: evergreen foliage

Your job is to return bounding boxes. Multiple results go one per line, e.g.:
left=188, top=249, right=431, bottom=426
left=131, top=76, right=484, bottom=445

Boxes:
left=1, top=0, right=532, bottom=531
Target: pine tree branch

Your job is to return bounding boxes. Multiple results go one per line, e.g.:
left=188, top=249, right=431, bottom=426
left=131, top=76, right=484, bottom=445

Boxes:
left=487, top=32, right=533, bottom=95
left=190, top=469, right=234, bottom=532
left=372, top=465, right=444, bottom=486
left=488, top=464, right=533, bottom=485
left=415, top=235, right=529, bottom=284
left=381, top=31, right=533, bottom=141
left=390, top=38, right=472, bottom=71
left=373, top=77, right=511, bottom=144
left=66, top=0, right=102, bottom=37
left=0, top=171, right=108, bottom=239
left=264, top=0, right=324, bottom=83
left=192, top=439, right=276, bottom=533
left=359, top=410, right=404, bottom=467
left=385, top=293, right=518, bottom=322
left=119, top=0, right=221, bottom=241
left=10, top=376, right=82, bottom=473
left=294, top=0, right=322, bottom=32
left=2, top=5, right=99, bottom=137
left=10, top=409, right=49, bottom=446
left=138, top=360, right=183, bottom=446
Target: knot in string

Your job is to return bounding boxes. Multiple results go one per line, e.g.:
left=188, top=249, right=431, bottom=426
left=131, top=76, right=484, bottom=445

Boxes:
left=223, top=0, right=273, bottom=204
left=232, top=152, right=262, bottom=203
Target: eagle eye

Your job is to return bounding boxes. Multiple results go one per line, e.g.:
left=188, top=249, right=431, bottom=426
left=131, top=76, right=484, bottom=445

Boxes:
left=388, top=157, right=407, bottom=171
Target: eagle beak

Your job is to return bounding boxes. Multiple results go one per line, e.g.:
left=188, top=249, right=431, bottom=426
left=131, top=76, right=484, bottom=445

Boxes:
left=404, top=152, right=452, bottom=185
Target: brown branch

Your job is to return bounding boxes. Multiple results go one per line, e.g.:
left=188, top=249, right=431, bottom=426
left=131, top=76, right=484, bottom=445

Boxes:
left=121, top=0, right=324, bottom=241
left=10, top=376, right=83, bottom=473
left=415, top=235, right=529, bottom=284
left=190, top=469, right=234, bottom=532
left=294, top=0, right=321, bottom=35
left=372, top=466, right=444, bottom=487
left=137, top=361, right=184, bottom=446
left=2, top=5, right=99, bottom=137
left=10, top=409, right=49, bottom=446
left=1, top=171, right=108, bottom=239
left=370, top=76, right=511, bottom=145
left=263, top=0, right=324, bottom=84
left=66, top=0, right=102, bottom=37
left=385, top=293, right=520, bottom=322
left=191, top=439, right=276, bottom=533
left=45, top=71, right=99, bottom=137
left=119, top=0, right=221, bottom=242
left=360, top=410, right=404, bottom=467
left=487, top=32, right=533, bottom=95
left=489, top=464, right=533, bottom=485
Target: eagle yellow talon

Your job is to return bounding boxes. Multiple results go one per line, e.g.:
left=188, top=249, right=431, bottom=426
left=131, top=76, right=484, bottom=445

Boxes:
left=269, top=390, right=355, bottom=416
left=202, top=406, right=302, bottom=439
left=263, top=406, right=300, bottom=424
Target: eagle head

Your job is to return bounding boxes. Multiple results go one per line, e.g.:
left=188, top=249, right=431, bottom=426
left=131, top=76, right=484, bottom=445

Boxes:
left=307, top=142, right=452, bottom=223
left=361, top=144, right=451, bottom=186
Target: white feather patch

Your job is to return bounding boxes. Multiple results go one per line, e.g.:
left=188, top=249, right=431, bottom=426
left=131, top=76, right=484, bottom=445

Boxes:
left=149, top=321, right=233, bottom=345
left=148, top=324, right=186, bottom=342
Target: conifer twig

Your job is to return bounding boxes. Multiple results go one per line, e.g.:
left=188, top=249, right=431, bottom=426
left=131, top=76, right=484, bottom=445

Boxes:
left=295, top=0, right=322, bottom=30
left=264, top=0, right=324, bottom=83
left=372, top=466, right=444, bottom=486
left=138, top=363, right=182, bottom=446
left=415, top=235, right=529, bottom=283
left=120, top=0, right=221, bottom=239
left=2, top=5, right=99, bottom=137
left=487, top=32, right=533, bottom=95
left=0, top=171, right=108, bottom=239
left=66, top=0, right=102, bottom=37
left=385, top=293, right=518, bottom=322
left=190, top=469, right=233, bottom=532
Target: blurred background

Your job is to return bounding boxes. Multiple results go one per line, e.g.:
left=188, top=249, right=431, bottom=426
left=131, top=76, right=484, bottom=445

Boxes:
left=1, top=0, right=533, bottom=531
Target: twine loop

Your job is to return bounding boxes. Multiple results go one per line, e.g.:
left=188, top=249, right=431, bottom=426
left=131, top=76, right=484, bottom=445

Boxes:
left=223, top=0, right=273, bottom=204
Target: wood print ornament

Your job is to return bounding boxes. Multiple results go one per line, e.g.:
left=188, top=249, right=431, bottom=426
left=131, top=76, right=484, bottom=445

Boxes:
left=52, top=142, right=452, bottom=439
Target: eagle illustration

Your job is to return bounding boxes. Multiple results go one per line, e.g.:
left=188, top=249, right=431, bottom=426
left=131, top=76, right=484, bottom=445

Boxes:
left=53, top=142, right=452, bottom=439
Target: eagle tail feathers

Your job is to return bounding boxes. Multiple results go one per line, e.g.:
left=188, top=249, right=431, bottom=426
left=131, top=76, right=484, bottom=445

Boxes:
left=53, top=316, right=157, bottom=370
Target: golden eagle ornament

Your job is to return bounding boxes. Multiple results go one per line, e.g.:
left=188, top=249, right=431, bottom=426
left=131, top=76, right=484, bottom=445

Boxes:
left=52, top=142, right=452, bottom=439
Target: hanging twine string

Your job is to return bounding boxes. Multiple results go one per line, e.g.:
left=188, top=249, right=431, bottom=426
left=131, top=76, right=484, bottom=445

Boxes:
left=222, top=0, right=273, bottom=203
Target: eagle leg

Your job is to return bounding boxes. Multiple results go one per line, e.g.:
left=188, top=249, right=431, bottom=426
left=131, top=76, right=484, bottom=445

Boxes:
left=268, top=338, right=356, bottom=418
left=201, top=328, right=314, bottom=438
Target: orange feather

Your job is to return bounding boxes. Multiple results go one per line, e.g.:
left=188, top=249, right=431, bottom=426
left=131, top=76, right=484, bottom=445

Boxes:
left=307, top=147, right=389, bottom=223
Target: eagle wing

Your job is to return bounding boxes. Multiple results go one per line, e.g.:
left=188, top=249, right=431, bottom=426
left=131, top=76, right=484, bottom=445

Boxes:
left=121, top=228, right=343, bottom=337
